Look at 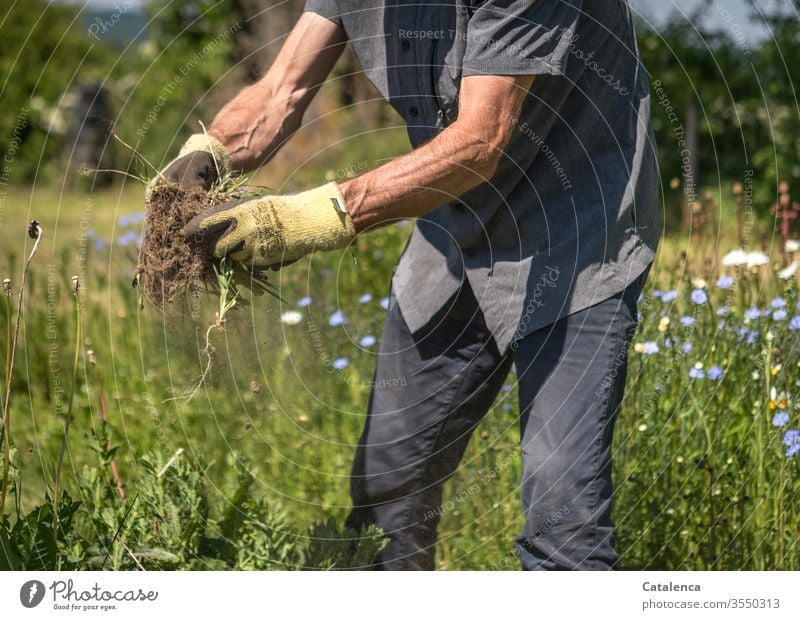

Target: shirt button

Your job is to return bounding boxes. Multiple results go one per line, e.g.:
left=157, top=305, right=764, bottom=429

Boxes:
left=409, top=106, right=419, bottom=117
left=401, top=40, right=410, bottom=51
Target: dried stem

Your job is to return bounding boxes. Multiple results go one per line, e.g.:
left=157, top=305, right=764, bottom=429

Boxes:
left=52, top=275, right=82, bottom=519
left=1, top=222, right=43, bottom=520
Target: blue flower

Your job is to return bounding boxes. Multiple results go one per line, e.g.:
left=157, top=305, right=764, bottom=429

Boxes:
left=783, top=429, right=799, bottom=446
left=707, top=365, right=723, bottom=380
left=790, top=315, right=800, bottom=330
left=661, top=290, right=678, bottom=303
left=637, top=292, right=644, bottom=303
left=94, top=238, right=107, bottom=250
left=333, top=357, right=349, bottom=370
left=783, top=430, right=800, bottom=457
left=328, top=310, right=349, bottom=327
left=118, top=214, right=129, bottom=227
left=773, top=309, right=788, bottom=321
left=773, top=411, right=790, bottom=427
left=679, top=316, right=695, bottom=327
left=655, top=385, right=665, bottom=393
left=663, top=338, right=673, bottom=348
left=716, top=306, right=730, bottom=316
left=744, top=307, right=761, bottom=320
left=380, top=297, right=390, bottom=310
left=652, top=290, right=664, bottom=298
left=689, top=367, right=705, bottom=379
left=359, top=293, right=373, bottom=304
left=771, top=297, right=787, bottom=308
left=129, top=211, right=145, bottom=223
left=716, top=275, right=734, bottom=289
left=681, top=342, right=693, bottom=354
left=117, top=230, right=138, bottom=247
left=500, top=384, right=512, bottom=392
left=642, top=341, right=660, bottom=355
left=691, top=289, right=708, bottom=305
left=297, top=296, right=312, bottom=308
left=359, top=334, right=377, bottom=347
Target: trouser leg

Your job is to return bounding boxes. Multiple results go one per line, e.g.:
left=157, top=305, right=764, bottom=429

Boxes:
left=346, top=284, right=512, bottom=569
left=513, top=270, right=646, bottom=570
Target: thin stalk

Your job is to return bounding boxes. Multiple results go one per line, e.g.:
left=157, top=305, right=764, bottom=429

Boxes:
left=3, top=282, right=10, bottom=398
left=754, top=344, right=772, bottom=571
left=0, top=222, right=42, bottom=521
left=52, top=276, right=82, bottom=520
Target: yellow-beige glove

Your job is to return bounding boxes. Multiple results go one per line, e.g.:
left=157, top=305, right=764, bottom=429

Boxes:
left=146, top=133, right=231, bottom=200
left=182, top=182, right=356, bottom=268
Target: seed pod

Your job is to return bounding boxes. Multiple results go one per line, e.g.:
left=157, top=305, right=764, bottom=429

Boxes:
left=3, top=278, right=11, bottom=297
left=71, top=275, right=80, bottom=296
left=28, top=220, right=41, bottom=239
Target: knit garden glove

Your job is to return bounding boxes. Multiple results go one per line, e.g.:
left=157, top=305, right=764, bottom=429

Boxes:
left=146, top=133, right=231, bottom=200
left=182, top=182, right=356, bottom=268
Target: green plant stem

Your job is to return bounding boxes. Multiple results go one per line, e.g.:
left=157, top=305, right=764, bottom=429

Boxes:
left=52, top=288, right=82, bottom=521
left=3, top=293, right=10, bottom=400
left=0, top=294, right=11, bottom=521
left=0, top=225, right=42, bottom=521
left=754, top=345, right=772, bottom=571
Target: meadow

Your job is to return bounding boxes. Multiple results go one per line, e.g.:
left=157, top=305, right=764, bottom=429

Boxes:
left=1, top=173, right=799, bottom=570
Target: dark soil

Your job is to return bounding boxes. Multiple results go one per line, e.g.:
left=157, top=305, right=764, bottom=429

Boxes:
left=135, top=185, right=228, bottom=307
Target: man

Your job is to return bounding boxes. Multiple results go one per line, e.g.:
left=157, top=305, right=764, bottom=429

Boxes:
left=155, top=0, right=660, bottom=570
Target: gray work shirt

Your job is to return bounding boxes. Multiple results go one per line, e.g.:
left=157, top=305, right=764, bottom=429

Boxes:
left=304, top=0, right=660, bottom=354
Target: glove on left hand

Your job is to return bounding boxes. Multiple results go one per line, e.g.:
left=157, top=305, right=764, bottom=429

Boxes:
left=182, top=182, right=356, bottom=268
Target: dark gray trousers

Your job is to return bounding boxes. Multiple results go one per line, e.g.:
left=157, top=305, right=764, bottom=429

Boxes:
left=346, top=268, right=647, bottom=570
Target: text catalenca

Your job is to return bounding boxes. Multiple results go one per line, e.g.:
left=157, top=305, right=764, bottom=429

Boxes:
left=642, top=582, right=701, bottom=592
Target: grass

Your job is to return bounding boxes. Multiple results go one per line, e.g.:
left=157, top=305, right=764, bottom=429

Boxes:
left=1, top=175, right=799, bottom=569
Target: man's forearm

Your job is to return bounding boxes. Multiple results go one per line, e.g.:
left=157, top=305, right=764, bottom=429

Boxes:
left=340, top=75, right=534, bottom=233
left=207, top=78, right=303, bottom=172
left=207, top=11, right=346, bottom=172
left=340, top=123, right=501, bottom=232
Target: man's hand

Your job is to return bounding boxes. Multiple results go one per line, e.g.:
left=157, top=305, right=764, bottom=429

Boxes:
left=146, top=134, right=232, bottom=199
left=182, top=182, right=355, bottom=267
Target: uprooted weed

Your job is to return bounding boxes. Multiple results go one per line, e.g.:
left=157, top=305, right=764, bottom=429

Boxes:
left=135, top=184, right=231, bottom=307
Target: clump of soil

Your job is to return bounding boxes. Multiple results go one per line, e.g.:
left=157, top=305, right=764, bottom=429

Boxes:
left=135, top=185, right=231, bottom=306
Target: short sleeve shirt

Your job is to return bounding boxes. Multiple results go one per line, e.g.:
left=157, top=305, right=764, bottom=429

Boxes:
left=304, top=0, right=660, bottom=353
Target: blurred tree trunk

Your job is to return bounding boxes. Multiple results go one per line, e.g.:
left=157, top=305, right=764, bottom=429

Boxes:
left=229, top=0, right=384, bottom=127
left=231, top=0, right=303, bottom=82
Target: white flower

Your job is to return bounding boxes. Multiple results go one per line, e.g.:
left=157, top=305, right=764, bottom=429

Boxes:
left=721, top=248, right=748, bottom=266
left=691, top=277, right=707, bottom=289
left=778, top=261, right=798, bottom=280
left=280, top=311, right=303, bottom=325
left=786, top=239, right=800, bottom=253
left=746, top=251, right=769, bottom=268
